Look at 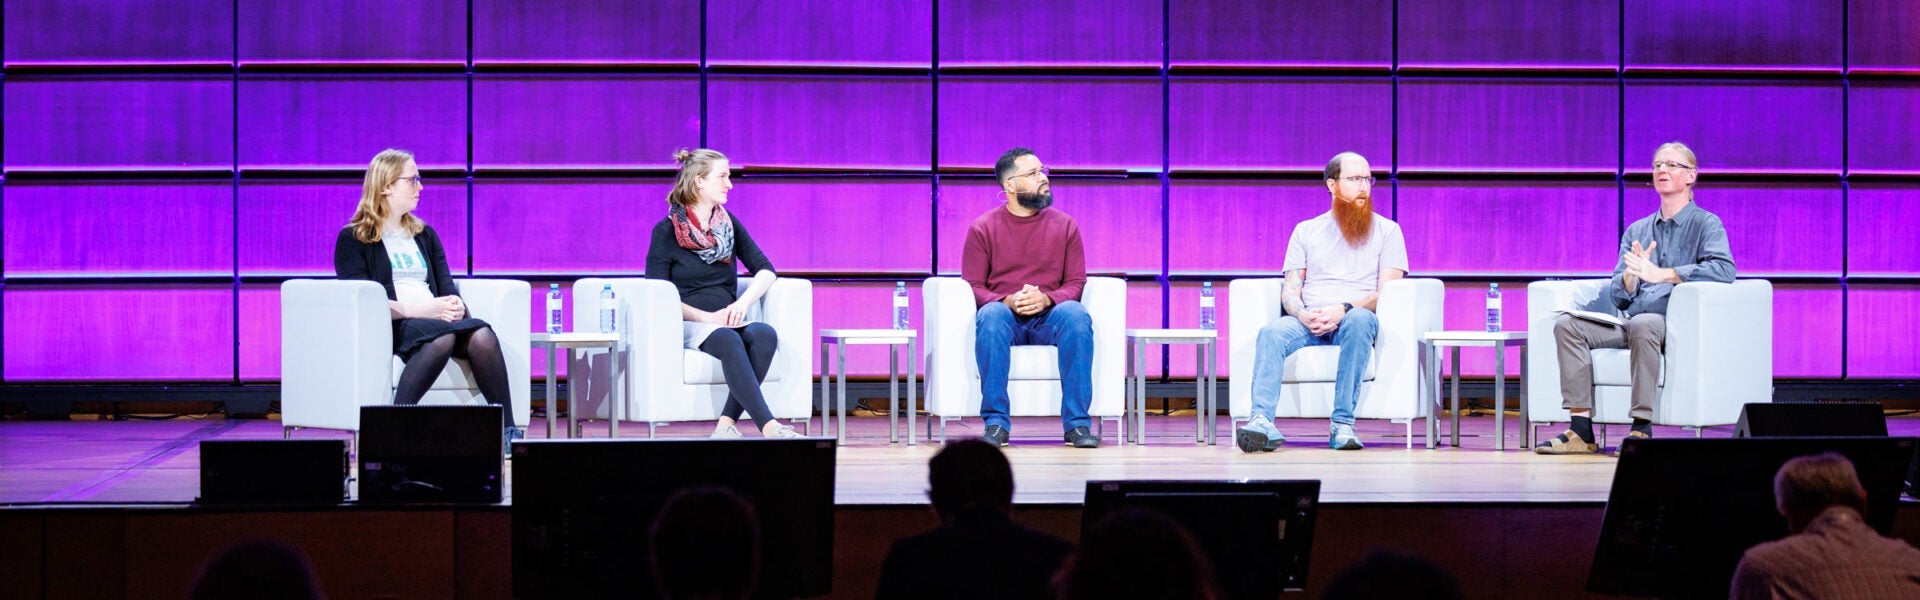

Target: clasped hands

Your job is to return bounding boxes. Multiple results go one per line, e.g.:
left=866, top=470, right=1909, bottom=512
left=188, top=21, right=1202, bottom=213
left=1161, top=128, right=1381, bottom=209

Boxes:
left=1299, top=304, right=1347, bottom=336
left=698, top=303, right=750, bottom=326
left=1002, top=284, right=1053, bottom=316
left=408, top=295, right=466, bottom=322
left=1621, top=240, right=1674, bottom=285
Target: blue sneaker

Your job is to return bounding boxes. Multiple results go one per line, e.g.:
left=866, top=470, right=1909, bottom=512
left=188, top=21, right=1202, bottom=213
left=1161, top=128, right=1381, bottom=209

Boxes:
left=1329, top=422, right=1363, bottom=450
left=1235, top=414, right=1286, bottom=453
left=503, top=426, right=526, bottom=458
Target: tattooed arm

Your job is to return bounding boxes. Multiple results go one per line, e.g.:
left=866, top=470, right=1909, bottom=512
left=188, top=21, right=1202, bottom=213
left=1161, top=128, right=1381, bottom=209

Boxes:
left=1281, top=269, right=1307, bottom=318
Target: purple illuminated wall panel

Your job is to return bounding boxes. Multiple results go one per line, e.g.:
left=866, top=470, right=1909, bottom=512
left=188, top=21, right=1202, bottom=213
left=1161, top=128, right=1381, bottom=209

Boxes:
left=710, top=1, right=930, bottom=66
left=1169, top=78, right=1391, bottom=172
left=1771, top=285, right=1842, bottom=378
left=527, top=280, right=574, bottom=380
left=474, top=0, right=698, bottom=64
left=812, top=281, right=928, bottom=376
left=940, top=0, right=1159, bottom=67
left=1624, top=184, right=1841, bottom=277
left=1168, top=180, right=1395, bottom=275
left=1442, top=282, right=1525, bottom=377
left=935, top=178, right=1161, bottom=276
left=1849, top=0, right=1920, bottom=72
left=1847, top=83, right=1920, bottom=175
left=238, top=285, right=279, bottom=381
left=4, top=181, right=233, bottom=277
left=708, top=77, right=932, bottom=170
left=722, top=178, right=933, bottom=274
left=1625, top=0, right=1842, bottom=71
left=4, top=0, right=233, bottom=66
left=1123, top=282, right=1171, bottom=377
left=3, top=77, right=233, bottom=170
left=1398, top=79, right=1619, bottom=173
left=239, top=0, right=464, bottom=64
left=1398, top=1, right=1617, bottom=69
left=239, top=76, right=467, bottom=170
left=1165, top=281, right=1228, bottom=378
left=1169, top=0, right=1390, bottom=68
left=1398, top=181, right=1619, bottom=276
left=1846, top=285, right=1920, bottom=379
left=3, top=285, right=234, bottom=381
left=470, top=179, right=668, bottom=275
left=1624, top=81, right=1843, bottom=174
left=240, top=179, right=470, bottom=276
left=473, top=76, right=698, bottom=169
left=937, top=77, right=1161, bottom=170
left=1848, top=184, right=1920, bottom=276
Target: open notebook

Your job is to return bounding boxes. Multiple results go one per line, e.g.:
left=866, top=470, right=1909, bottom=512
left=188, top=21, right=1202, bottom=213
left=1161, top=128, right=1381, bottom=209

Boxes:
left=1556, top=309, right=1624, bottom=327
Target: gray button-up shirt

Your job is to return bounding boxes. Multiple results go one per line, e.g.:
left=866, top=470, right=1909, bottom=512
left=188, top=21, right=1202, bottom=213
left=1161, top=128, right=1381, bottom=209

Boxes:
left=1607, top=201, right=1737, bottom=316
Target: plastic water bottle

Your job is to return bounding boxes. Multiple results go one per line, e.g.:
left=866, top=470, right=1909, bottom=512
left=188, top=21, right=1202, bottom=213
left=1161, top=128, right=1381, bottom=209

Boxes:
left=598, top=284, right=617, bottom=334
left=546, top=284, right=564, bottom=333
left=1486, top=282, right=1503, bottom=332
left=1199, top=281, right=1216, bottom=331
left=893, top=282, right=910, bottom=330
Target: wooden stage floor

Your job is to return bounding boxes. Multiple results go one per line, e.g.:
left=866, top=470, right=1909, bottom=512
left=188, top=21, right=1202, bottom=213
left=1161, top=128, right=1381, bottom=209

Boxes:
left=14, top=409, right=1915, bottom=507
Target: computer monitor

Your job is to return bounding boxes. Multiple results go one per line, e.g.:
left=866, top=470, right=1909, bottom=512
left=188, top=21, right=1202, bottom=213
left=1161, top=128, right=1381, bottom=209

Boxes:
left=1589, top=436, right=1917, bottom=598
left=512, top=438, right=836, bottom=599
left=358, top=405, right=504, bottom=503
left=1082, top=479, right=1321, bottom=599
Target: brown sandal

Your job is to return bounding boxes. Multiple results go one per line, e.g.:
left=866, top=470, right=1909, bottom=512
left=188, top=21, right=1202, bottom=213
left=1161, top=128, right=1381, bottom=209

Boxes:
left=1533, top=429, right=1601, bottom=455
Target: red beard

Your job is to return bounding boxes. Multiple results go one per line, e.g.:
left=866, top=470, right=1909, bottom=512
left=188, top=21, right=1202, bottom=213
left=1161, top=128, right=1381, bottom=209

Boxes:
left=1333, top=193, right=1374, bottom=246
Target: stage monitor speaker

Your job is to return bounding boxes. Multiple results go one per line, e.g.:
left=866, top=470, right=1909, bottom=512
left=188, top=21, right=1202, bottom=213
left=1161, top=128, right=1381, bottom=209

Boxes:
left=1083, top=480, right=1321, bottom=599
left=198, top=439, right=348, bottom=504
left=358, top=405, right=503, bottom=503
left=1733, top=401, right=1887, bottom=438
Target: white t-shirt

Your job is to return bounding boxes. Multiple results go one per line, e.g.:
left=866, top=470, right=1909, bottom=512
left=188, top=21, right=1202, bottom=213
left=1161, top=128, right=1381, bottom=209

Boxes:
left=1282, top=212, right=1411, bottom=310
left=381, top=230, right=436, bottom=307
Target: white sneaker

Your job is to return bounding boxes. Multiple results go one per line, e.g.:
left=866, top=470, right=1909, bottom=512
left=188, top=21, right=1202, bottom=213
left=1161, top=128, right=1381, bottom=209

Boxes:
left=766, top=424, right=806, bottom=439
left=710, top=424, right=743, bottom=439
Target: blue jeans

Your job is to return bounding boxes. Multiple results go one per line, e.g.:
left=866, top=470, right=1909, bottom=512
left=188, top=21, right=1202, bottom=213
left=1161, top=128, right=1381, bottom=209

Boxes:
left=1248, top=308, right=1378, bottom=426
left=975, top=300, right=1094, bottom=431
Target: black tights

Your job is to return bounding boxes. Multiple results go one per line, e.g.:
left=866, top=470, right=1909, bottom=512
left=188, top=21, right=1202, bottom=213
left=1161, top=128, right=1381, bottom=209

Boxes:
left=698, top=322, right=779, bottom=430
left=393, top=326, right=515, bottom=429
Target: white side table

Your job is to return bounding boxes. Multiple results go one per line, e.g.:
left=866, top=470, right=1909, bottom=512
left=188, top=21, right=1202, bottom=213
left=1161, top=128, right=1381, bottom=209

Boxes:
left=1420, top=330, right=1529, bottom=450
left=818, top=329, right=918, bottom=446
left=531, top=332, right=623, bottom=439
left=1124, top=329, right=1220, bottom=446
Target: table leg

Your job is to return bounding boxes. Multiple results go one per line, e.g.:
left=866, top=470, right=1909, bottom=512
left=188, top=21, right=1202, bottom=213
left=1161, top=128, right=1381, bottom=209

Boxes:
left=889, top=344, right=900, bottom=444
left=1194, top=343, right=1205, bottom=444
left=836, top=343, right=848, bottom=446
left=1123, top=339, right=1135, bottom=445
left=545, top=347, right=557, bottom=440
left=567, top=349, right=580, bottom=438
left=1494, top=344, right=1506, bottom=451
left=609, top=344, right=621, bottom=439
left=1423, top=342, right=1436, bottom=449
left=1519, top=343, right=1531, bottom=448
left=819, top=343, right=829, bottom=438
left=1134, top=341, right=1148, bottom=445
left=1208, top=340, right=1219, bottom=445
left=908, top=337, right=918, bottom=447
left=1450, top=347, right=1462, bottom=448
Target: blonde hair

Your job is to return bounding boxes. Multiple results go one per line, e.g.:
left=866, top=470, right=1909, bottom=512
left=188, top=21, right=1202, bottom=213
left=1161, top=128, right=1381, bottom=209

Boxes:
left=667, top=148, right=728, bottom=208
left=348, top=148, right=424, bottom=243
left=1654, top=141, right=1698, bottom=170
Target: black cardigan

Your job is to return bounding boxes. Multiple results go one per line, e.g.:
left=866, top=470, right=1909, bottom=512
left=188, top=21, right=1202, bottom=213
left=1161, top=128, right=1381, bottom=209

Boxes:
left=334, top=225, right=460, bottom=302
left=645, top=215, right=774, bottom=312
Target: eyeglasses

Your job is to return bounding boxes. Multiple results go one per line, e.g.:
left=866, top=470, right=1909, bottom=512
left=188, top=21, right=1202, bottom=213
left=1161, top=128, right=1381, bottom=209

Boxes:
left=1014, top=166, right=1051, bottom=180
left=394, top=175, right=423, bottom=187
left=1651, top=161, right=1695, bottom=172
left=1339, top=175, right=1376, bottom=185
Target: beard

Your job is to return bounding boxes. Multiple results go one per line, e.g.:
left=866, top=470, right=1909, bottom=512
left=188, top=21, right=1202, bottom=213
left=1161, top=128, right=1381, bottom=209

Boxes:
left=1332, top=192, right=1374, bottom=246
left=1016, top=190, right=1053, bottom=211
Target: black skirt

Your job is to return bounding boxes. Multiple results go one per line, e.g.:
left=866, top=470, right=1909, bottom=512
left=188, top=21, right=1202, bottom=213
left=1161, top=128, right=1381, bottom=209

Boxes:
left=393, top=317, right=492, bottom=360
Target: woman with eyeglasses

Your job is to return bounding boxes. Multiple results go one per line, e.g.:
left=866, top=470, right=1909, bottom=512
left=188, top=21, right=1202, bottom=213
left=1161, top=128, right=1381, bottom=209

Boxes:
left=334, top=149, right=523, bottom=451
left=647, top=148, right=801, bottom=439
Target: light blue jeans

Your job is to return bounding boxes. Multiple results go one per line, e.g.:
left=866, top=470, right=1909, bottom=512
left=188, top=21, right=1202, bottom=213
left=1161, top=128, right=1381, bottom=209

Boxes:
left=1247, top=308, right=1378, bottom=426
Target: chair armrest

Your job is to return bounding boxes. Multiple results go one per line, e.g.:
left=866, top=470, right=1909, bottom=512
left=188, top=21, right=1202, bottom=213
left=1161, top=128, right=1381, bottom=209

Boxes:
left=575, top=278, right=684, bottom=420
left=755, top=278, right=814, bottom=416
left=281, top=279, right=390, bottom=431
left=1371, top=278, right=1445, bottom=417
left=1081, top=277, right=1127, bottom=417
left=1227, top=278, right=1285, bottom=416
left=455, top=279, right=531, bottom=427
left=1663, top=280, right=1773, bottom=425
left=1526, top=279, right=1610, bottom=418
left=922, top=277, right=980, bottom=414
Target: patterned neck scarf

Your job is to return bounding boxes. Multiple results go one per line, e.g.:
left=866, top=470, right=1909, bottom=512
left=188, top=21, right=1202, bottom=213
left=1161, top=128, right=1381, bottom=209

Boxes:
left=670, top=203, right=735, bottom=264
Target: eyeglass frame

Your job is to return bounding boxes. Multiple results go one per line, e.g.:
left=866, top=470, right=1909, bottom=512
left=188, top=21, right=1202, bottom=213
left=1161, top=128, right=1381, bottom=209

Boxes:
left=1335, top=175, right=1377, bottom=185
left=393, top=175, right=424, bottom=187
left=1012, top=166, right=1051, bottom=180
left=1651, top=161, right=1695, bottom=172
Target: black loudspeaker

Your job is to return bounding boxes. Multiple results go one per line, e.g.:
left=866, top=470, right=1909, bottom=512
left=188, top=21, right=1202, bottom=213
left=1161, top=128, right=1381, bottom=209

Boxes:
left=1732, top=401, right=1887, bottom=438
left=358, top=405, right=504, bottom=503
left=199, top=439, right=349, bottom=504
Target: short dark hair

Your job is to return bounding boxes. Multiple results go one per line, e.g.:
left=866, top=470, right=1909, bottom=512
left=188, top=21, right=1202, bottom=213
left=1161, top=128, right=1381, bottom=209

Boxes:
left=1324, top=151, right=1365, bottom=182
left=928, top=438, right=1014, bottom=518
left=650, top=485, right=761, bottom=600
left=1775, top=452, right=1869, bottom=519
left=1322, top=548, right=1464, bottom=600
left=995, top=147, right=1037, bottom=186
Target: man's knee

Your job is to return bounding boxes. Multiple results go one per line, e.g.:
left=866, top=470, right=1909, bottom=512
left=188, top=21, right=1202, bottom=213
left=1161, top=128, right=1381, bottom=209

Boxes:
left=1050, top=301, right=1092, bottom=333
left=1257, top=318, right=1304, bottom=346
left=1340, top=307, right=1378, bottom=335
left=1625, top=314, right=1665, bottom=343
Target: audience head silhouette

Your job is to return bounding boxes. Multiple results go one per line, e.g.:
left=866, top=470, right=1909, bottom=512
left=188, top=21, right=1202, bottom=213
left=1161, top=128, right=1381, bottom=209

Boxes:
left=1774, top=451, right=1869, bottom=533
left=928, top=437, right=1016, bottom=521
left=1321, top=548, right=1464, bottom=600
left=189, top=539, right=325, bottom=600
left=649, top=485, right=761, bottom=600
left=1054, top=507, right=1221, bottom=600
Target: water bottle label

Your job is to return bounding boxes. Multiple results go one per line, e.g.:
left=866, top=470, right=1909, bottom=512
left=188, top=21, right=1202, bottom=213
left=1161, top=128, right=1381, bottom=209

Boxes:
left=893, top=296, right=908, bottom=308
left=1200, top=297, right=1215, bottom=308
left=1487, top=298, right=1499, bottom=309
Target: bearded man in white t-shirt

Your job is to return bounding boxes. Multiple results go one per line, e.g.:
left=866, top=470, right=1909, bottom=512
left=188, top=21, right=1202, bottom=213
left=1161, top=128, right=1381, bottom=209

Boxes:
left=1236, top=152, right=1410, bottom=452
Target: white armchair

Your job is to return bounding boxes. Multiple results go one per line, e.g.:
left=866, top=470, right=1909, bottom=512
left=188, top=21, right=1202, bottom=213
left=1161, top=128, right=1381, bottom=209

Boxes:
left=1525, top=279, right=1773, bottom=436
left=1227, top=278, right=1444, bottom=447
left=281, top=278, right=532, bottom=435
left=566, top=277, right=813, bottom=436
left=922, top=277, right=1126, bottom=442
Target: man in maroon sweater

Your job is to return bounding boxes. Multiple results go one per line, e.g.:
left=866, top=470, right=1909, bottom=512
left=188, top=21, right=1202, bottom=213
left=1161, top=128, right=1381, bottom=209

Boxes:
left=963, top=148, right=1098, bottom=448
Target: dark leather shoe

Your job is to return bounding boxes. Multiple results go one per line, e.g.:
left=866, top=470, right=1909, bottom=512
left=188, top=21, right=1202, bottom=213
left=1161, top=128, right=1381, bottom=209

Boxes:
left=982, top=425, right=1010, bottom=447
left=1064, top=426, right=1100, bottom=448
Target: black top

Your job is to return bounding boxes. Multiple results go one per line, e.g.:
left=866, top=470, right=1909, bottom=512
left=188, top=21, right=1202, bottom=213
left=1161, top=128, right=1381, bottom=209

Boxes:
left=874, top=512, right=1073, bottom=600
left=645, top=214, right=774, bottom=312
left=334, top=225, right=460, bottom=301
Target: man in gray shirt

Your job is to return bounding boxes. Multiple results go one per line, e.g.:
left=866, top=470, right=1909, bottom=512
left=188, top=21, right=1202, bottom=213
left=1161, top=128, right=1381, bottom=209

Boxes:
left=1536, top=142, right=1736, bottom=455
